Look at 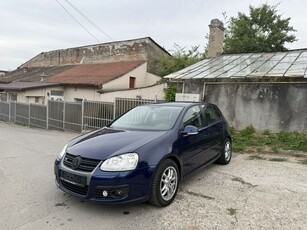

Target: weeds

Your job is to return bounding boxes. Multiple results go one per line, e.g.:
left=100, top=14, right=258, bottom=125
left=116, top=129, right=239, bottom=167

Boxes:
left=230, top=126, right=307, bottom=153
left=269, top=158, right=287, bottom=162
left=248, top=155, right=266, bottom=160
left=227, top=208, right=237, bottom=216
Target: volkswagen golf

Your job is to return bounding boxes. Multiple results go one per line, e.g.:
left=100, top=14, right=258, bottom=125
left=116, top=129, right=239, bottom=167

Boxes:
left=54, top=102, right=232, bottom=207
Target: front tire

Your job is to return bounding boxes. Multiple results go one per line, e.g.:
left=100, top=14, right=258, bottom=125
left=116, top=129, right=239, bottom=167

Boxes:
left=216, top=138, right=232, bottom=165
left=149, top=159, right=179, bottom=207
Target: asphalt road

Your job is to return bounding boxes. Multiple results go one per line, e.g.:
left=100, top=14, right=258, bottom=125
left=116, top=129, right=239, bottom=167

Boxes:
left=0, top=122, right=306, bottom=230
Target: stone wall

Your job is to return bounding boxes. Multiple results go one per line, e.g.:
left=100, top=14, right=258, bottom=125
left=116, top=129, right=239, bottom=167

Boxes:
left=20, top=38, right=168, bottom=74
left=206, top=83, right=307, bottom=132
left=179, top=79, right=307, bottom=132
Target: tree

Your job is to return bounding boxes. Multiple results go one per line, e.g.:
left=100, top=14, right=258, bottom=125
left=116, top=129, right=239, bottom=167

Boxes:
left=223, top=4, right=297, bottom=53
left=153, top=44, right=206, bottom=101
left=153, top=44, right=206, bottom=77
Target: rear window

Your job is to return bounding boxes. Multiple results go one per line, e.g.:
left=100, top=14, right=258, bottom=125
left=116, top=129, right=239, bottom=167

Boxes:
left=201, top=105, right=221, bottom=126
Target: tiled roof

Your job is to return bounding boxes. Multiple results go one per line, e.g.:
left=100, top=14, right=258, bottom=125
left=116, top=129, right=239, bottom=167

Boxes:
left=165, top=49, right=307, bottom=80
left=0, top=66, right=74, bottom=83
left=0, top=82, right=60, bottom=91
left=45, top=61, right=145, bottom=86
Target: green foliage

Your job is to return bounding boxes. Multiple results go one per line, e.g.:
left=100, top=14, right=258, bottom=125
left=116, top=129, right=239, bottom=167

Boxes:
left=154, top=44, right=206, bottom=77
left=240, top=126, right=256, bottom=136
left=269, top=157, right=287, bottom=162
left=164, top=84, right=177, bottom=102
left=231, top=126, right=307, bottom=153
left=224, top=3, right=297, bottom=53
left=248, top=155, right=266, bottom=160
left=227, top=208, right=237, bottom=216
left=276, top=132, right=307, bottom=150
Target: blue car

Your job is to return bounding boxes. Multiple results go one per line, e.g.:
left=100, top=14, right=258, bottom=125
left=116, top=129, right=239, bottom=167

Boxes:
left=54, top=102, right=232, bottom=207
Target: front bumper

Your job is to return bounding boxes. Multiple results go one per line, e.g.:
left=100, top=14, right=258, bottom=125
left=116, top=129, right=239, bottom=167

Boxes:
left=54, top=159, right=155, bottom=204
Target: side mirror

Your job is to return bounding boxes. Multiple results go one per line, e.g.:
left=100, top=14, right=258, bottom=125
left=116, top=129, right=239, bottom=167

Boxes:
left=181, top=125, right=199, bottom=136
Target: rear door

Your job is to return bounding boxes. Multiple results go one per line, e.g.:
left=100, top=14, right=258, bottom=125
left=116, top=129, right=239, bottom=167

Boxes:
left=200, top=104, right=224, bottom=160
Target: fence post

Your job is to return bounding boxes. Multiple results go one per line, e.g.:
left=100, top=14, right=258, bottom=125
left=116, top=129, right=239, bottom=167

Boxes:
left=14, top=101, right=16, bottom=123
left=113, top=98, right=117, bottom=119
left=28, top=103, right=31, bottom=126
left=8, top=102, right=11, bottom=123
left=46, top=100, right=49, bottom=129
left=63, top=101, right=65, bottom=131
left=81, top=99, right=84, bottom=131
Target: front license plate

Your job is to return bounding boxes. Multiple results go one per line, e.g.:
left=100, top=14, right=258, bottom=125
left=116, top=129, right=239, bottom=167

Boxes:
left=60, top=171, right=86, bottom=187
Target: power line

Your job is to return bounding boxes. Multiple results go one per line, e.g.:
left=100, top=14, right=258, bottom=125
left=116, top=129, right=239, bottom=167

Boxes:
left=63, top=0, right=114, bottom=41
left=55, top=0, right=101, bottom=43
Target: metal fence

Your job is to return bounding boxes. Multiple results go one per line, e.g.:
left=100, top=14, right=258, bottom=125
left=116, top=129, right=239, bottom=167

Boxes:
left=83, top=100, right=114, bottom=130
left=0, top=97, right=158, bottom=132
left=48, top=100, right=83, bottom=132
left=15, top=102, right=30, bottom=125
left=0, top=101, right=10, bottom=122
left=30, top=104, right=47, bottom=129
left=115, top=97, right=156, bottom=117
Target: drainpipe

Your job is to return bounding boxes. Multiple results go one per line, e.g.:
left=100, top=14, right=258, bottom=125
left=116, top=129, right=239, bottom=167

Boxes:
left=202, top=82, right=206, bottom=101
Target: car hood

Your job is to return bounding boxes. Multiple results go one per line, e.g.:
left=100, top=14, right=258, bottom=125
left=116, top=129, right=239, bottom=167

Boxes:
left=67, top=127, right=168, bottom=160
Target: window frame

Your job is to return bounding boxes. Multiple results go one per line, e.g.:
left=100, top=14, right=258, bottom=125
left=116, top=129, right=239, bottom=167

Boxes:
left=180, top=105, right=204, bottom=130
left=200, top=104, right=222, bottom=128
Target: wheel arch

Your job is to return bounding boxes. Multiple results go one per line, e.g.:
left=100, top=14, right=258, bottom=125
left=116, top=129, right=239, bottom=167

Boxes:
left=164, top=155, right=181, bottom=179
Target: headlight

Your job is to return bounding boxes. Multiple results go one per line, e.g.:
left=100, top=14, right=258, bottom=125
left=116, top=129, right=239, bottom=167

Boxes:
left=57, top=144, right=68, bottom=161
left=100, top=153, right=139, bottom=171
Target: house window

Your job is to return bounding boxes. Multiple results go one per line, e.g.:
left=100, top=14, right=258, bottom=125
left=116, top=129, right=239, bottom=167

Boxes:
left=74, top=98, right=83, bottom=103
left=0, top=93, right=7, bottom=102
left=129, top=77, right=136, bottom=89
left=50, top=90, right=64, bottom=101
left=51, top=90, right=64, bottom=96
left=35, top=97, right=40, bottom=103
left=10, top=93, right=17, bottom=101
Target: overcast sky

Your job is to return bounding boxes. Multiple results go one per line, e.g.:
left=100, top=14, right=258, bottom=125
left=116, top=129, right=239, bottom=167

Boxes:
left=1, top=0, right=307, bottom=71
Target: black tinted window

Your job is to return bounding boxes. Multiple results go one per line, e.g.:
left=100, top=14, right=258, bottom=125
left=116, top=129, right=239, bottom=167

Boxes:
left=201, top=105, right=220, bottom=126
left=182, top=106, right=203, bottom=128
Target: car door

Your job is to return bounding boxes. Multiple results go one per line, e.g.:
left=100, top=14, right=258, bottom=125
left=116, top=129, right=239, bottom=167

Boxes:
left=175, top=105, right=211, bottom=176
left=200, top=105, right=224, bottom=160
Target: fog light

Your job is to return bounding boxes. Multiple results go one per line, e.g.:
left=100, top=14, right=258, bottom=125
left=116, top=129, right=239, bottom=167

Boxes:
left=102, top=190, right=108, bottom=197
left=110, top=189, right=128, bottom=199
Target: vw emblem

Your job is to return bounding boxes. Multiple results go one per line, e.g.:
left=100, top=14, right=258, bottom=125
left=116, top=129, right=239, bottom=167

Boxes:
left=71, top=156, right=82, bottom=169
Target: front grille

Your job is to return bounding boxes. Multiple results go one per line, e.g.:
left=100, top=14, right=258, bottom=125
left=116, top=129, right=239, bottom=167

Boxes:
left=61, top=180, right=88, bottom=196
left=63, top=153, right=101, bottom=172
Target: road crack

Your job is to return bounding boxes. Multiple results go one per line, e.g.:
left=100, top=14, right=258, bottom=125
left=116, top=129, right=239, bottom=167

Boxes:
left=181, top=190, right=215, bottom=200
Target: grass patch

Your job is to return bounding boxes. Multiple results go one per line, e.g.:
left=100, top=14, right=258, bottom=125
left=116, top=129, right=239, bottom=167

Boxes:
left=248, top=155, right=266, bottom=160
left=230, top=127, right=307, bottom=153
left=227, top=208, right=237, bottom=216
left=269, top=158, right=287, bottom=162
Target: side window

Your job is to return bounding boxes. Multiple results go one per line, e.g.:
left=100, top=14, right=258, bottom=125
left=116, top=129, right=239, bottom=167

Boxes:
left=201, top=105, right=220, bottom=126
left=182, top=106, right=203, bottom=129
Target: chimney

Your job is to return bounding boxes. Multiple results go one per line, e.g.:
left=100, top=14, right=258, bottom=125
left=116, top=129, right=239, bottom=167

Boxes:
left=207, top=19, right=225, bottom=58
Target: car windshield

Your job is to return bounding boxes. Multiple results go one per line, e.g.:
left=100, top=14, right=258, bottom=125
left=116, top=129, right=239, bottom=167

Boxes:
left=110, top=105, right=183, bottom=131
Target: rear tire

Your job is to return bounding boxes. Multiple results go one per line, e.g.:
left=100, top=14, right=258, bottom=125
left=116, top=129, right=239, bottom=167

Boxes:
left=216, top=138, right=232, bottom=165
left=149, top=159, right=179, bottom=207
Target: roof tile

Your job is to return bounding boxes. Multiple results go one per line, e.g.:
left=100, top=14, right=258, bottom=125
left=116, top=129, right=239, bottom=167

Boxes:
left=45, top=61, right=145, bottom=86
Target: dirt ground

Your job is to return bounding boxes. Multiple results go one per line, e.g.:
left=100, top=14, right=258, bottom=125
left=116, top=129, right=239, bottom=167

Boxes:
left=0, top=122, right=306, bottom=230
